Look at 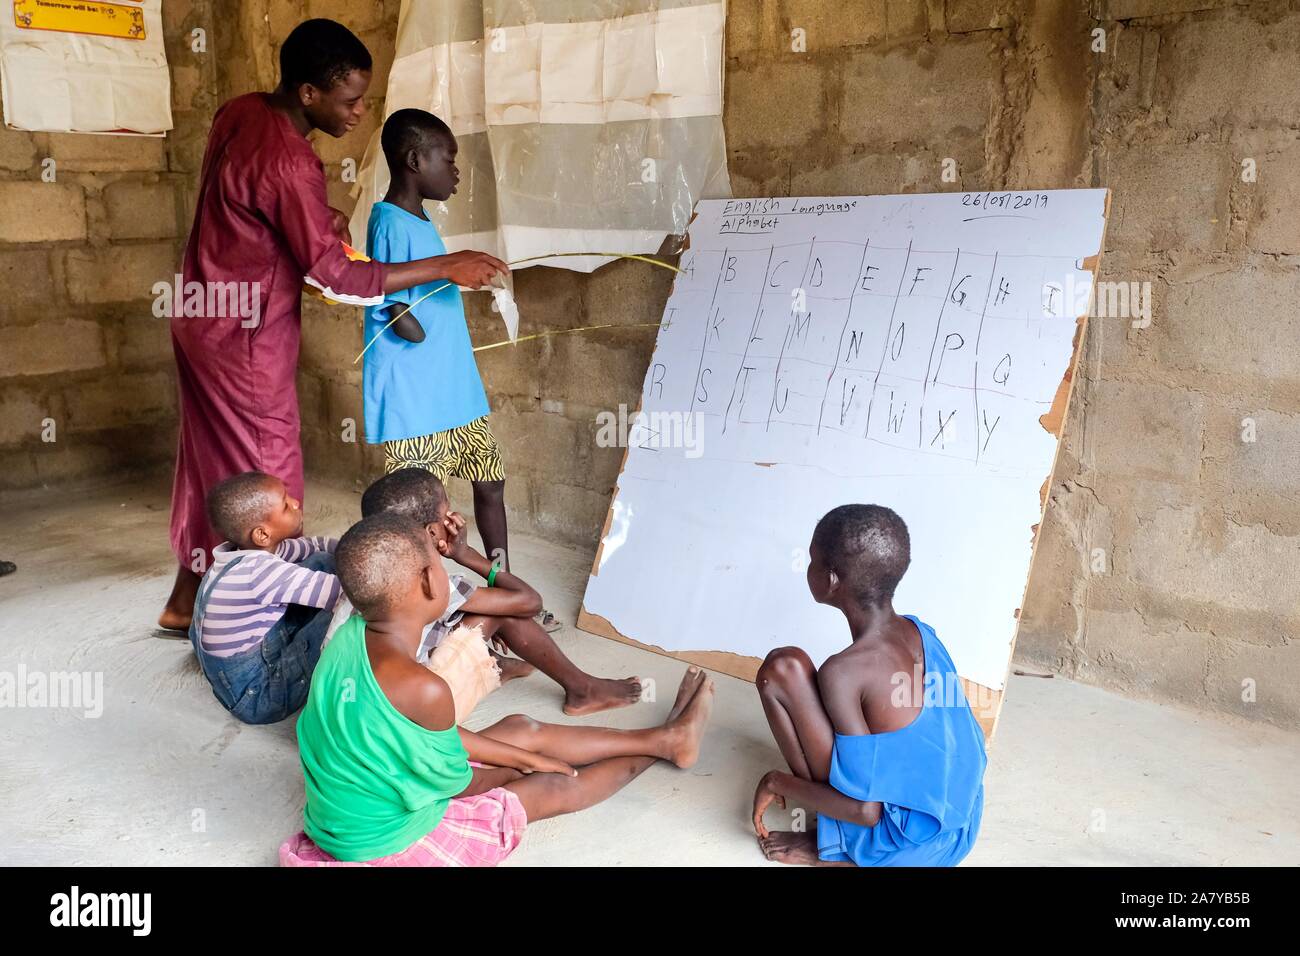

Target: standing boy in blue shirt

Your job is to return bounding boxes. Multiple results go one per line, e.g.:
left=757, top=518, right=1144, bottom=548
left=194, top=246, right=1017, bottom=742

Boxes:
left=364, top=108, right=563, bottom=632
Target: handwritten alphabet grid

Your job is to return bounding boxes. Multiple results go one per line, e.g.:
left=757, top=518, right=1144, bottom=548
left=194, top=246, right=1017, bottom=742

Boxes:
left=584, top=191, right=1108, bottom=690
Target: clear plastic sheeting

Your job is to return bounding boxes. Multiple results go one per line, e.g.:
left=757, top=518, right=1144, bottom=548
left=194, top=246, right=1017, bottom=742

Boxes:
left=350, top=0, right=730, bottom=273
left=489, top=275, right=520, bottom=341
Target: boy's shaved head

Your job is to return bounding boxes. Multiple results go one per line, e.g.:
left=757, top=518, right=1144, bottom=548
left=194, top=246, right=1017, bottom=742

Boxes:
left=207, top=472, right=275, bottom=547
left=361, top=467, right=448, bottom=525
left=381, top=108, right=453, bottom=172
left=279, top=18, right=372, bottom=91
left=813, top=504, right=911, bottom=607
left=335, top=513, right=433, bottom=617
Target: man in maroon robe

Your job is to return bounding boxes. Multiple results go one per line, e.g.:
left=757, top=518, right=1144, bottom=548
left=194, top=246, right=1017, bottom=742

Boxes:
left=160, top=19, right=506, bottom=630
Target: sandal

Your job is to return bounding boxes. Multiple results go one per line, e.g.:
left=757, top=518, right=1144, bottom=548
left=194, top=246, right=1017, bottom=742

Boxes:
left=534, top=608, right=562, bottom=633
left=0, top=560, right=15, bottom=577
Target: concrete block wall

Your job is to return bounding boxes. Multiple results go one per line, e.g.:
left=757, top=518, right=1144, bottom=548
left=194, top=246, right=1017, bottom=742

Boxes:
left=1, top=0, right=1295, bottom=727
left=0, top=1, right=220, bottom=490
left=1014, top=0, right=1300, bottom=728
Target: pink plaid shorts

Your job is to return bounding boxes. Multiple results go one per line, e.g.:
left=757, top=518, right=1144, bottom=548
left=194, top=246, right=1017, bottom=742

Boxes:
left=279, top=787, right=527, bottom=867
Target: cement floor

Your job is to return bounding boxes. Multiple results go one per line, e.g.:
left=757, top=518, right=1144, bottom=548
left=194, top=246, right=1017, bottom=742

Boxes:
left=1, top=476, right=1296, bottom=866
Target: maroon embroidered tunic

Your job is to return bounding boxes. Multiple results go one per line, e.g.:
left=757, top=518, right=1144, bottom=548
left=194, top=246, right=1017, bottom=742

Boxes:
left=169, top=93, right=386, bottom=565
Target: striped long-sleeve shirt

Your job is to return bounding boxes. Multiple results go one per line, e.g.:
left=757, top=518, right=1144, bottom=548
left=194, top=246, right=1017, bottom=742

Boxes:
left=198, top=536, right=340, bottom=658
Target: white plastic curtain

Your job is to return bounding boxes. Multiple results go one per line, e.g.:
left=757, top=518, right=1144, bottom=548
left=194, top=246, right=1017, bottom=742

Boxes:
left=349, top=0, right=731, bottom=272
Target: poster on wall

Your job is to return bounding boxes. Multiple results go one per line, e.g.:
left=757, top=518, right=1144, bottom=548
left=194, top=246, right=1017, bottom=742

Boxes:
left=1, top=0, right=171, bottom=135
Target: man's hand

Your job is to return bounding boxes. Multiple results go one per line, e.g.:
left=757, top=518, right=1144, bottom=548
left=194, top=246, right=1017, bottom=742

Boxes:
left=439, top=250, right=509, bottom=290
left=752, top=770, right=787, bottom=838
left=327, top=206, right=352, bottom=244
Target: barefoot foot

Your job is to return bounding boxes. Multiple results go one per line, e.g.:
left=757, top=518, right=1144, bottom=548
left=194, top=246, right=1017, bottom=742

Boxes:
left=157, top=609, right=191, bottom=633
left=493, top=652, right=536, bottom=684
left=667, top=666, right=705, bottom=721
left=758, top=830, right=849, bottom=866
left=562, top=676, right=642, bottom=716
left=662, top=673, right=714, bottom=769
left=158, top=567, right=200, bottom=632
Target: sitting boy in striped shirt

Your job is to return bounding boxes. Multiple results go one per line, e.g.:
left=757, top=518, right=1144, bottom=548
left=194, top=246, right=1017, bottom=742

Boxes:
left=189, top=471, right=340, bottom=724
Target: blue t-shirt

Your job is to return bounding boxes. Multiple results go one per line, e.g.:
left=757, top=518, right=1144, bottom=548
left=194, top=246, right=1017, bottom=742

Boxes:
left=363, top=201, right=489, bottom=442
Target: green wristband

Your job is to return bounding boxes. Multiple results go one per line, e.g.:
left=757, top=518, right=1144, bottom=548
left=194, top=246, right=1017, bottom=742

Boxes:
left=487, top=565, right=499, bottom=588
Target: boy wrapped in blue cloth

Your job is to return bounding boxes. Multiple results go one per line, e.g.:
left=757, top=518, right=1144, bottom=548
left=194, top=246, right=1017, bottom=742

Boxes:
left=751, top=504, right=987, bottom=866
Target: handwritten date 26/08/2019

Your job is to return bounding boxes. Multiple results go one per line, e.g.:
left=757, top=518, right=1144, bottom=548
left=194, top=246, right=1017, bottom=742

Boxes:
left=962, top=192, right=1049, bottom=211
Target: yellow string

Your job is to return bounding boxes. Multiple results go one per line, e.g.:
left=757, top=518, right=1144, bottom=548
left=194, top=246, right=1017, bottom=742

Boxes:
left=473, top=322, right=660, bottom=353
left=350, top=252, right=679, bottom=364
left=507, top=252, right=682, bottom=273
left=352, top=282, right=450, bottom=364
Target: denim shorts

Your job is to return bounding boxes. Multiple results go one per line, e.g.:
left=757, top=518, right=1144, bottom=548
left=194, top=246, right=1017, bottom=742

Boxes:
left=190, top=551, right=335, bottom=725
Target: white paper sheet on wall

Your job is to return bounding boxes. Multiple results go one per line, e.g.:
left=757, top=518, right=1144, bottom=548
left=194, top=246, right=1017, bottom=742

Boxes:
left=581, top=190, right=1108, bottom=693
left=0, top=0, right=171, bottom=135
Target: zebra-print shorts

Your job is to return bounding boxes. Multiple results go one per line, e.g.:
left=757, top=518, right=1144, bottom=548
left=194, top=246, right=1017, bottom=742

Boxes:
left=383, top=416, right=505, bottom=483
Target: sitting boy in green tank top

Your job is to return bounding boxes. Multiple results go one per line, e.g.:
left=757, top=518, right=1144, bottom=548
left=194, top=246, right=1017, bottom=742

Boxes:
left=751, top=504, right=988, bottom=867
left=281, top=512, right=715, bottom=866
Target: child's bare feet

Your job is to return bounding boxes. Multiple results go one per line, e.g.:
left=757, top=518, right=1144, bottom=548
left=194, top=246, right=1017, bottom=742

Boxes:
left=758, top=829, right=849, bottom=866
left=562, top=676, right=642, bottom=716
left=661, top=670, right=714, bottom=769
left=667, top=666, right=705, bottom=721
left=493, top=652, right=535, bottom=684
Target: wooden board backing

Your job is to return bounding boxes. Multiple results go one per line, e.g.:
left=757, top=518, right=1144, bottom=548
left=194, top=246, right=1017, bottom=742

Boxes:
left=577, top=192, right=1111, bottom=744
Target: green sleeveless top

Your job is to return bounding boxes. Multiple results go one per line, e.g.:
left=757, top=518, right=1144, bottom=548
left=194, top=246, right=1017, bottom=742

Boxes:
left=296, top=614, right=473, bottom=861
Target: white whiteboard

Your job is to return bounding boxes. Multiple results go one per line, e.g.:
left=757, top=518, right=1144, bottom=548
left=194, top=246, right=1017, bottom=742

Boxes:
left=582, top=190, right=1108, bottom=692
